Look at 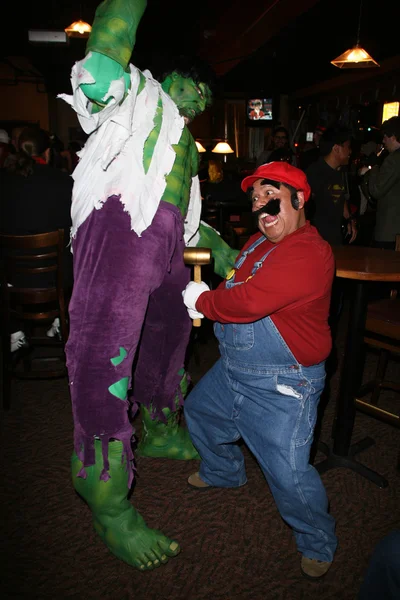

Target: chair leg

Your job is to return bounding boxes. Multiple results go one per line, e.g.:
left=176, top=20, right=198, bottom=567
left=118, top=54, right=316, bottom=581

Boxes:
left=1, top=336, right=12, bottom=410
left=370, top=349, right=389, bottom=405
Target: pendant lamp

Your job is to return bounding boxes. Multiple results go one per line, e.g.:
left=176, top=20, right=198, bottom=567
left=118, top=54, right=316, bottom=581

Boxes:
left=65, top=19, right=92, bottom=38
left=331, top=0, right=379, bottom=68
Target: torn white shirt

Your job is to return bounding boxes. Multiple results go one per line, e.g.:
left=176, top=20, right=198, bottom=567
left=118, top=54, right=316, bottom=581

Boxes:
left=58, top=54, right=201, bottom=245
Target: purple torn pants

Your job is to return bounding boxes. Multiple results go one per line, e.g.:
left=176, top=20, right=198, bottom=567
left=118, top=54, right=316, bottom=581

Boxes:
left=65, top=196, right=192, bottom=484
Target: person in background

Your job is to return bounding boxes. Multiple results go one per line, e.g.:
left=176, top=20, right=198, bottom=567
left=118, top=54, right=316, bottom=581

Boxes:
left=0, top=125, right=73, bottom=350
left=2, top=125, right=26, bottom=170
left=306, top=125, right=357, bottom=247
left=0, top=128, right=11, bottom=168
left=306, top=125, right=358, bottom=397
left=359, top=116, right=400, bottom=250
left=182, top=161, right=337, bottom=581
left=10, top=125, right=25, bottom=153
left=267, top=146, right=296, bottom=164
left=354, top=139, right=383, bottom=246
left=299, top=125, right=326, bottom=172
left=256, top=126, right=297, bottom=167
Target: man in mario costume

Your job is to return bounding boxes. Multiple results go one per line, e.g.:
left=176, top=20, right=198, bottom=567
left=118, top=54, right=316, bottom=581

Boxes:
left=182, top=161, right=338, bottom=580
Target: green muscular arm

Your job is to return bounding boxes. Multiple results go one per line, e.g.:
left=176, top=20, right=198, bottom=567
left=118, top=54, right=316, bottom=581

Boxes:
left=197, top=223, right=239, bottom=279
left=80, top=0, right=147, bottom=109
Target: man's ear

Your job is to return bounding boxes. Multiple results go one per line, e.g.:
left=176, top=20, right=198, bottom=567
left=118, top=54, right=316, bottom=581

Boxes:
left=297, top=191, right=305, bottom=209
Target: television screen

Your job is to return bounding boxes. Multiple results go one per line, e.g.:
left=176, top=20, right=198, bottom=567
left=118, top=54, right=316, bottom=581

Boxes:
left=246, top=98, right=273, bottom=122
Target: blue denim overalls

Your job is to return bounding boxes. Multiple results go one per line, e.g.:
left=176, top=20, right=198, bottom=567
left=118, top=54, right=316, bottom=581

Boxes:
left=185, top=235, right=337, bottom=562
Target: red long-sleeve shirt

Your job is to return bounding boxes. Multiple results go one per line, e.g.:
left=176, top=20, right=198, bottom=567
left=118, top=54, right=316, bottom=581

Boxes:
left=197, top=222, right=335, bottom=366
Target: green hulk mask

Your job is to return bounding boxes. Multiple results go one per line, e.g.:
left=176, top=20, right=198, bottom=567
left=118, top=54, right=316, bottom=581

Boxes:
left=161, top=73, right=212, bottom=124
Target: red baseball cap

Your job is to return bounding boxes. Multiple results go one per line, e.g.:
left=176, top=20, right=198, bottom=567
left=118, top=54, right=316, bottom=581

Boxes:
left=241, top=161, right=311, bottom=202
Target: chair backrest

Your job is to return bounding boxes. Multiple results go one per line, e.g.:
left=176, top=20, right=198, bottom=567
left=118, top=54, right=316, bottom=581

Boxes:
left=0, top=229, right=68, bottom=342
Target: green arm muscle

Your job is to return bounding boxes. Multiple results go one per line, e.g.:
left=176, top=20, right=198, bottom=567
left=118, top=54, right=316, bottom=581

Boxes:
left=80, top=0, right=147, bottom=107
left=87, top=0, right=147, bottom=69
left=197, top=223, right=239, bottom=279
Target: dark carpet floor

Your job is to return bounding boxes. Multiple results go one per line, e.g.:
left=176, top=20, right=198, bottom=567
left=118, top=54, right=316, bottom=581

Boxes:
left=1, top=296, right=399, bottom=600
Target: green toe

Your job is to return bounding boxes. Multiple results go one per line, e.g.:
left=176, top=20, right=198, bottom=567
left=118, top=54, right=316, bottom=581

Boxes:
left=72, top=440, right=181, bottom=571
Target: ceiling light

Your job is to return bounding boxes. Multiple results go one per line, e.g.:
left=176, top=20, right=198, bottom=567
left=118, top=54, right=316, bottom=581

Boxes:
left=331, top=45, right=379, bottom=69
left=65, top=19, right=92, bottom=38
left=331, top=1, right=379, bottom=69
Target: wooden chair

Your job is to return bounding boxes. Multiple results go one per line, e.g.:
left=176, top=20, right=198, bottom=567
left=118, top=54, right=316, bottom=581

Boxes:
left=0, top=230, right=69, bottom=410
left=355, top=234, right=400, bottom=469
left=354, top=235, right=400, bottom=471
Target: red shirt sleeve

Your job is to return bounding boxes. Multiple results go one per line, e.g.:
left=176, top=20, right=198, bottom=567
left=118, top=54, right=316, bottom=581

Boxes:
left=197, top=232, right=333, bottom=324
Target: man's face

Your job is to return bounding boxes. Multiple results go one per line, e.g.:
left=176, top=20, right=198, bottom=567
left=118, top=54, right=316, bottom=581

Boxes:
left=250, top=179, right=304, bottom=243
left=382, top=133, right=398, bottom=153
left=336, top=140, right=352, bottom=165
left=273, top=132, right=288, bottom=148
left=168, top=73, right=212, bottom=124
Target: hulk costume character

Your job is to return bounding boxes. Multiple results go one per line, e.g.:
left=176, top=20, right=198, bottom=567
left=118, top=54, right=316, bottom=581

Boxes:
left=59, top=0, right=238, bottom=571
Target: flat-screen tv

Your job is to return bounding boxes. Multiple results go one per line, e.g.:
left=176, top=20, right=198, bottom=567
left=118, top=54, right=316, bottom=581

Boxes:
left=246, top=98, right=274, bottom=125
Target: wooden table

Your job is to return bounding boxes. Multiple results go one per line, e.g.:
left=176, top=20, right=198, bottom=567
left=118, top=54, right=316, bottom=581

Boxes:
left=315, top=245, right=400, bottom=488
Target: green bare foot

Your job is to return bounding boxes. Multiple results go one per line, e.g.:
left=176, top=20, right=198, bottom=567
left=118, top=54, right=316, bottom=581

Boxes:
left=72, top=440, right=180, bottom=570
left=137, top=405, right=200, bottom=460
left=93, top=508, right=180, bottom=570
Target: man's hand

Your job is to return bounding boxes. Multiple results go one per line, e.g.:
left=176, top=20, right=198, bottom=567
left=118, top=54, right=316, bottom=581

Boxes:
left=347, top=219, right=358, bottom=244
left=187, top=308, right=205, bottom=320
left=182, top=281, right=210, bottom=319
left=358, top=166, right=371, bottom=176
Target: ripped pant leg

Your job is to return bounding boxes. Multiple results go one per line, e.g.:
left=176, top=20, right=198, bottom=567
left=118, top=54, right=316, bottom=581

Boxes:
left=133, top=248, right=192, bottom=419
left=65, top=197, right=185, bottom=483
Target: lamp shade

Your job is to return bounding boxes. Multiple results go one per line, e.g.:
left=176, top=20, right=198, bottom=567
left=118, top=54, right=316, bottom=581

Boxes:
left=65, top=20, right=92, bottom=38
left=331, top=45, right=379, bottom=68
left=195, top=141, right=206, bottom=153
left=212, top=141, right=234, bottom=154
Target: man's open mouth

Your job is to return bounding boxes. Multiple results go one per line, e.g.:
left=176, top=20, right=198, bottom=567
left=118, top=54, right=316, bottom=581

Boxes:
left=260, top=213, right=279, bottom=227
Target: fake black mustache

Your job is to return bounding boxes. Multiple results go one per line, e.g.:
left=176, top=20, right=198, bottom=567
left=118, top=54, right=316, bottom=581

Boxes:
left=252, top=198, right=281, bottom=220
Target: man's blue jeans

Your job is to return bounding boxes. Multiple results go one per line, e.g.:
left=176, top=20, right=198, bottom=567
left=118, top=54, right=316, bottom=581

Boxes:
left=185, top=318, right=338, bottom=563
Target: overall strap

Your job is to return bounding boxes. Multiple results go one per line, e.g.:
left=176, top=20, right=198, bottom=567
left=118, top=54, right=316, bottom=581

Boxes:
left=234, top=234, right=267, bottom=269
left=226, top=239, right=279, bottom=288
left=250, top=244, right=279, bottom=277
